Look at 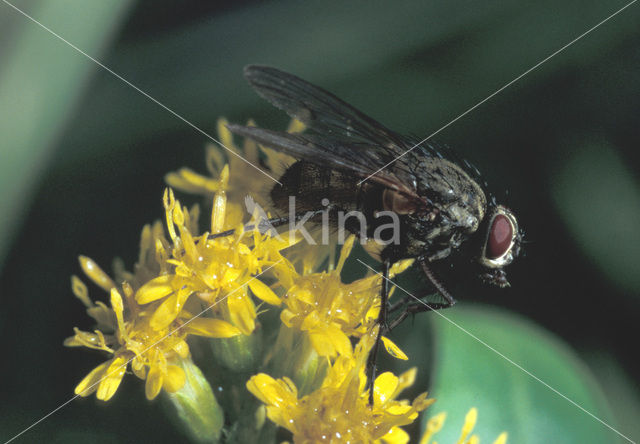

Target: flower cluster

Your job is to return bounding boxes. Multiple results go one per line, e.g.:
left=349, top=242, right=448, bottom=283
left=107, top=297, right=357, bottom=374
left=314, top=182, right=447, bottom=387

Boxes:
left=248, top=332, right=434, bottom=443
left=275, top=235, right=414, bottom=360
left=66, top=164, right=293, bottom=401
left=66, top=119, right=508, bottom=443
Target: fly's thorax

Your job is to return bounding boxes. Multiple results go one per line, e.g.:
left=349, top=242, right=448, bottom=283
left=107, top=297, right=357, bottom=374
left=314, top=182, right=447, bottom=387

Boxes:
left=413, top=157, right=486, bottom=231
left=397, top=156, right=487, bottom=260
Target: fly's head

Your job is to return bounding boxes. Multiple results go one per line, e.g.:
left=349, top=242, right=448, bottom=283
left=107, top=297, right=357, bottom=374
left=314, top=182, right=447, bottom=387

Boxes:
left=476, top=205, right=522, bottom=287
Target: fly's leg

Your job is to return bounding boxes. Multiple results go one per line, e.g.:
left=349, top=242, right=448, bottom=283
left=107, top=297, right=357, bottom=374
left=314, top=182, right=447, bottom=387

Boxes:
left=387, top=294, right=414, bottom=313
left=207, top=211, right=324, bottom=240
left=387, top=300, right=454, bottom=331
left=420, top=260, right=456, bottom=307
left=385, top=260, right=456, bottom=317
left=365, top=260, right=456, bottom=405
left=366, top=259, right=390, bottom=405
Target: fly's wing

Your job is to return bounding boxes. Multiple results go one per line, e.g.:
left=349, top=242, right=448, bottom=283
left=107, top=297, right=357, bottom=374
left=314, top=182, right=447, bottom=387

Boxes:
left=243, top=65, right=412, bottom=151
left=240, top=65, right=489, bottom=199
left=226, top=124, right=420, bottom=200
left=232, top=65, right=432, bottom=207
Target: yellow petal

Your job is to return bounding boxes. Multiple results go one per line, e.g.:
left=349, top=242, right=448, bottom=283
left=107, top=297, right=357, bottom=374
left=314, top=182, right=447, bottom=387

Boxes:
left=246, top=373, right=281, bottom=406
left=382, top=426, right=410, bottom=444
left=493, top=432, right=508, bottom=444
left=110, top=289, right=127, bottom=339
left=220, top=267, right=242, bottom=286
left=165, top=168, right=217, bottom=194
left=308, top=330, right=336, bottom=357
left=63, top=335, right=81, bottom=347
left=300, top=310, right=321, bottom=331
left=280, top=309, right=296, bottom=327
left=137, top=275, right=174, bottom=304
left=145, top=366, right=164, bottom=400
left=227, top=292, right=256, bottom=335
left=381, top=336, right=408, bottom=360
left=365, top=303, right=380, bottom=322
left=74, top=361, right=109, bottom=397
left=206, top=142, right=226, bottom=175
left=248, top=279, right=281, bottom=306
left=150, top=292, right=182, bottom=330
left=374, top=372, right=399, bottom=405
left=389, top=258, right=414, bottom=277
left=217, top=118, right=234, bottom=149
left=286, top=118, right=306, bottom=133
left=211, top=190, right=227, bottom=233
left=184, top=317, right=242, bottom=338
left=386, top=404, right=414, bottom=416
left=131, top=357, right=146, bottom=379
left=173, top=340, right=191, bottom=358
left=419, top=412, right=447, bottom=444
left=163, top=365, right=186, bottom=393
left=64, top=328, right=110, bottom=351
left=412, top=392, right=436, bottom=411
left=87, top=301, right=115, bottom=329
left=79, top=256, right=116, bottom=292
left=457, top=408, right=478, bottom=444
left=397, top=367, right=417, bottom=392
left=270, top=231, right=300, bottom=250
left=96, top=356, right=127, bottom=401
left=70, top=275, right=91, bottom=308
left=292, top=288, right=315, bottom=306
left=336, top=235, right=356, bottom=272
left=324, top=324, right=353, bottom=357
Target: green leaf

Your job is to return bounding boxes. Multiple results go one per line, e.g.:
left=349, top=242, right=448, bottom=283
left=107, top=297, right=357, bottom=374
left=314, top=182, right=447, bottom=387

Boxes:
left=425, top=305, right=623, bottom=444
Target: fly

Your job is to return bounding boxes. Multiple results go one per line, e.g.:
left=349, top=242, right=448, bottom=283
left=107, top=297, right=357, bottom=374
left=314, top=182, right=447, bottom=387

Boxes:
left=223, top=65, right=523, bottom=399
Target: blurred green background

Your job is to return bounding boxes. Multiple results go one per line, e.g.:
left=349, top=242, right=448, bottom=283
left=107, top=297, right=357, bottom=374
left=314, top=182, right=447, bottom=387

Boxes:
left=1, top=1, right=638, bottom=442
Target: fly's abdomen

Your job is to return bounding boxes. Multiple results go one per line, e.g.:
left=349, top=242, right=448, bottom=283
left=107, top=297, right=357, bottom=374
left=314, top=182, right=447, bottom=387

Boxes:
left=271, top=161, right=366, bottom=214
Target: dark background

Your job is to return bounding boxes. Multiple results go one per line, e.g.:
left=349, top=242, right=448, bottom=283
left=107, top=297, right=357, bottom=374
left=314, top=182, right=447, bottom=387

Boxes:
left=1, top=1, right=638, bottom=442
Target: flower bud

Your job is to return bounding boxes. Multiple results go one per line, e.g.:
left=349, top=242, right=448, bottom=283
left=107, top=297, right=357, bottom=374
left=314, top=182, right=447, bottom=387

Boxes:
left=165, top=358, right=224, bottom=443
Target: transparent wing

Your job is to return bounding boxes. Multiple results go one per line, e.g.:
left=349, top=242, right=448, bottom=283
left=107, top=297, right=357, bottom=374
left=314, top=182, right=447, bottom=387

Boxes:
left=226, top=123, right=425, bottom=205
left=244, top=65, right=413, bottom=153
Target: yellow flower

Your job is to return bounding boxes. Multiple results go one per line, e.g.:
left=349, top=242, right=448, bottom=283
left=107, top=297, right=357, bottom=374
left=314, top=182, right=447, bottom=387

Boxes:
left=247, top=334, right=434, bottom=444
left=135, top=171, right=296, bottom=334
left=420, top=408, right=508, bottom=444
left=276, top=235, right=413, bottom=359
left=66, top=166, right=295, bottom=400
left=66, top=268, right=207, bottom=400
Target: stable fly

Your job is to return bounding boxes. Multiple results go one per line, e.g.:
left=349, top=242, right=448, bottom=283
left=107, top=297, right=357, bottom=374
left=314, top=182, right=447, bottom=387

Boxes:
left=224, top=65, right=522, bottom=391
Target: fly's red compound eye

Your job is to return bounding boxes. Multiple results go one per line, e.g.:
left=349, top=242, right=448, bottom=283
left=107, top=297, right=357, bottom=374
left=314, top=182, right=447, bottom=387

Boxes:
left=487, top=214, right=513, bottom=259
